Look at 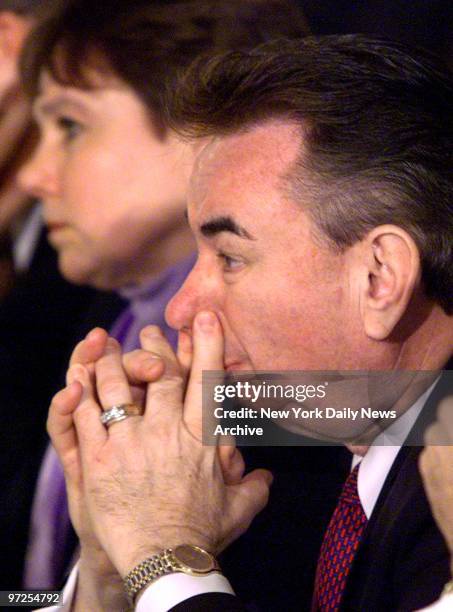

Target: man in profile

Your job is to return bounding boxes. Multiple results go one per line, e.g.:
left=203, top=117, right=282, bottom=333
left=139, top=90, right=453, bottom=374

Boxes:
left=48, top=35, right=452, bottom=611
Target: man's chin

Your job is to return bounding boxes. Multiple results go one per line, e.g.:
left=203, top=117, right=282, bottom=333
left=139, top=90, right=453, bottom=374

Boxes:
left=277, top=417, right=383, bottom=446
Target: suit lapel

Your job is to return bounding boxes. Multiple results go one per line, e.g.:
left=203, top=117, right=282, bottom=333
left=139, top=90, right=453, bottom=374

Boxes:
left=341, top=364, right=452, bottom=610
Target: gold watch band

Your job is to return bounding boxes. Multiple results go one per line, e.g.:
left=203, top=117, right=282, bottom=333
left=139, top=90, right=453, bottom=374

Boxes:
left=123, top=545, right=220, bottom=604
left=124, top=549, right=175, bottom=603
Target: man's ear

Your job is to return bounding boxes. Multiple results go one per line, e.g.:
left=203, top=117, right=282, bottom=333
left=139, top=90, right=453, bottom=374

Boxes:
left=0, top=11, right=32, bottom=60
left=357, top=225, right=421, bottom=340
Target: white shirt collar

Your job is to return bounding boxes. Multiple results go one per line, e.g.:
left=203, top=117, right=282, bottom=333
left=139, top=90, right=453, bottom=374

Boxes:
left=12, top=203, right=43, bottom=273
left=353, top=379, right=438, bottom=519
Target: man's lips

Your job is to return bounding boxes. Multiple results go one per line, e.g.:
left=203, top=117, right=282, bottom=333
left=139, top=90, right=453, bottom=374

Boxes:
left=224, top=363, right=237, bottom=372
left=224, top=361, right=247, bottom=372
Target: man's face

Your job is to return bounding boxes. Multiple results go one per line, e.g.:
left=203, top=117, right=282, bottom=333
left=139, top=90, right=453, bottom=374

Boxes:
left=18, top=71, right=194, bottom=289
left=166, top=120, right=374, bottom=372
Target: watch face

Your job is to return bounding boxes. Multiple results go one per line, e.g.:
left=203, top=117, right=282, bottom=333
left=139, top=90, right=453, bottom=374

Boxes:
left=173, top=544, right=216, bottom=573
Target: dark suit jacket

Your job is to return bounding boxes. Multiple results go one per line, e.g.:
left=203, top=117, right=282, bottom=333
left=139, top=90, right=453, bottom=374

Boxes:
left=170, top=445, right=350, bottom=612
left=172, top=369, right=452, bottom=612
left=341, top=367, right=452, bottom=612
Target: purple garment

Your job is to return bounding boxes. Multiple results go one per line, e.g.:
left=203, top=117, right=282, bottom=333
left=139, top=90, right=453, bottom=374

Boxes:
left=111, top=253, right=196, bottom=352
left=23, top=446, right=70, bottom=589
left=23, top=254, right=195, bottom=589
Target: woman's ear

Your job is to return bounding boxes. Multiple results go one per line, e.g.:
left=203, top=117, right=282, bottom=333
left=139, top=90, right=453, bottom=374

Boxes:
left=357, top=225, right=421, bottom=340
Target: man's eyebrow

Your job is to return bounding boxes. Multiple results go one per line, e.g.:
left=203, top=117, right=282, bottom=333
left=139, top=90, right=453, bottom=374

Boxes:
left=200, top=216, right=255, bottom=240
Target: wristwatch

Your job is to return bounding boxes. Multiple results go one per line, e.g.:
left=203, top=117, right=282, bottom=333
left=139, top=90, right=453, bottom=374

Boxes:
left=123, top=544, right=221, bottom=603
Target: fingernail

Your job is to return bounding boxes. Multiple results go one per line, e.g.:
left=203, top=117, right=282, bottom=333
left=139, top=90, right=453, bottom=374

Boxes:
left=195, top=311, right=216, bottom=332
left=145, top=353, right=162, bottom=363
left=143, top=325, right=163, bottom=337
left=105, top=337, right=119, bottom=351
left=86, top=328, right=99, bottom=340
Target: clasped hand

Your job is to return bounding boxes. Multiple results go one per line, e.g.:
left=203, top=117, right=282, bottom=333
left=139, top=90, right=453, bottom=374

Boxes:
left=48, top=311, right=272, bottom=581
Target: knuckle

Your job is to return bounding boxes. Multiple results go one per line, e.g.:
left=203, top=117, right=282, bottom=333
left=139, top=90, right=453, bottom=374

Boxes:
left=100, top=376, right=127, bottom=398
left=146, top=417, right=173, bottom=439
left=49, top=389, right=67, bottom=415
left=249, top=474, right=271, bottom=504
left=50, top=389, right=64, bottom=408
left=123, top=350, right=143, bottom=370
left=156, top=373, right=184, bottom=392
left=163, top=360, right=183, bottom=379
left=70, top=340, right=84, bottom=364
left=72, top=408, right=83, bottom=428
left=46, top=415, right=54, bottom=437
left=126, top=349, right=146, bottom=363
left=73, top=402, right=93, bottom=425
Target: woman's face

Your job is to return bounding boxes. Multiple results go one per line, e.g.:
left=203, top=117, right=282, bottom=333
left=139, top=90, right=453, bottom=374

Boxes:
left=19, top=70, right=195, bottom=289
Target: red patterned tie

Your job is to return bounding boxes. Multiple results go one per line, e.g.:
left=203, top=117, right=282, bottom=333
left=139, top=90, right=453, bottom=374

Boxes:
left=314, top=463, right=367, bottom=611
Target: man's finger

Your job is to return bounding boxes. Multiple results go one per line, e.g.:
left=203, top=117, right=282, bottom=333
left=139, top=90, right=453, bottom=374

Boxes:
left=177, top=329, right=193, bottom=377
left=122, top=349, right=165, bottom=385
left=232, top=469, right=273, bottom=522
left=224, top=469, right=273, bottom=547
left=184, top=311, right=224, bottom=437
left=220, top=446, right=245, bottom=485
left=95, top=338, right=133, bottom=409
left=72, top=364, right=108, bottom=461
left=121, top=349, right=166, bottom=415
left=139, top=326, right=185, bottom=424
left=69, top=328, right=108, bottom=368
left=47, top=380, right=83, bottom=461
left=139, top=325, right=180, bottom=364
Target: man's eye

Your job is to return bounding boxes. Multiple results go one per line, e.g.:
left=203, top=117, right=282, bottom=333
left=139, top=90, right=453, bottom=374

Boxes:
left=56, top=116, right=83, bottom=141
left=217, top=252, right=242, bottom=271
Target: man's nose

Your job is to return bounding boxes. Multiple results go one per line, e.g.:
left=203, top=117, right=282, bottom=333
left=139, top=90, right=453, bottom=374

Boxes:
left=166, top=259, right=221, bottom=332
left=17, top=145, right=59, bottom=200
left=165, top=272, right=200, bottom=332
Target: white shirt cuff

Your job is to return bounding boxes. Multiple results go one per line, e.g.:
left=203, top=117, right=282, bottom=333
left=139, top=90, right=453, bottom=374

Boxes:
left=136, top=572, right=234, bottom=612
left=35, top=564, right=233, bottom=612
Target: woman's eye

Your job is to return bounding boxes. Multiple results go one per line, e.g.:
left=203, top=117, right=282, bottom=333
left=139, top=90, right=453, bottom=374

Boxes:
left=56, top=116, right=82, bottom=141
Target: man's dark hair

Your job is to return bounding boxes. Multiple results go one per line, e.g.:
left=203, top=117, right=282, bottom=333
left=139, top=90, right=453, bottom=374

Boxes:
left=20, top=0, right=309, bottom=123
left=166, top=35, right=453, bottom=314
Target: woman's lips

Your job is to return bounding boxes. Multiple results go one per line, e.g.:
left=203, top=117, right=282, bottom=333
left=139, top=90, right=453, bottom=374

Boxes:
left=46, top=222, right=67, bottom=232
